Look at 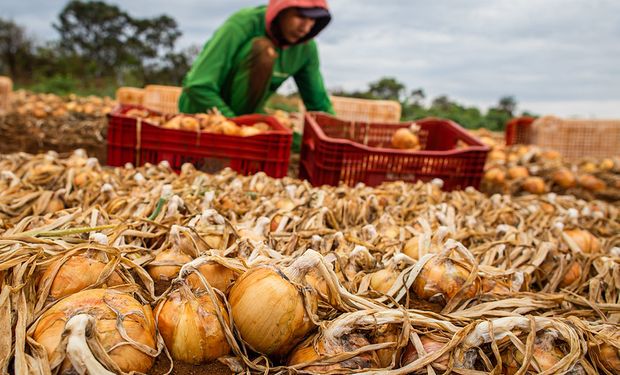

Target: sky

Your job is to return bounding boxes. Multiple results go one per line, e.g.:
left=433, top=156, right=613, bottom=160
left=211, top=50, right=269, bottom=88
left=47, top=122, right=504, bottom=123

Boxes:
left=4, top=0, right=620, bottom=117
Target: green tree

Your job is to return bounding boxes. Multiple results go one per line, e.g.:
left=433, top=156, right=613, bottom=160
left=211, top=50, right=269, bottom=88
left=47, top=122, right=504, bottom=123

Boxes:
left=53, top=0, right=181, bottom=80
left=0, top=18, right=35, bottom=78
left=496, top=95, right=517, bottom=116
left=367, top=77, right=406, bottom=101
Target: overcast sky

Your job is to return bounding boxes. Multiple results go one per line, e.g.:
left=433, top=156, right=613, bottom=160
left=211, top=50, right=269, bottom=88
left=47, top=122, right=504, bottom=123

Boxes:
left=5, top=0, right=620, bottom=117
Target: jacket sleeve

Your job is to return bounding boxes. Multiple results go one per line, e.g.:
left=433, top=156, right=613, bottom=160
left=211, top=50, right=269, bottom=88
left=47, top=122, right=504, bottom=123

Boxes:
left=182, top=22, right=244, bottom=117
left=293, top=42, right=335, bottom=114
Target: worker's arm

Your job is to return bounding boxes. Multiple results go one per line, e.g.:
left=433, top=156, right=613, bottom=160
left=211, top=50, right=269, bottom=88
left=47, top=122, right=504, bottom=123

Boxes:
left=181, top=22, right=244, bottom=117
left=293, top=41, right=335, bottom=114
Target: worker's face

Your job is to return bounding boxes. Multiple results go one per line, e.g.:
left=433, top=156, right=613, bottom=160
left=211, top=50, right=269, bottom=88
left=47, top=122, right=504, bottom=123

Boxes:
left=278, top=8, right=316, bottom=44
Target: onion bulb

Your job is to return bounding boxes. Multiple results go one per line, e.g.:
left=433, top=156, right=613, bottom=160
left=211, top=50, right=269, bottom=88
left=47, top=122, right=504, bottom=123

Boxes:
left=591, top=327, right=620, bottom=373
left=552, top=168, right=576, bottom=188
left=186, top=261, right=237, bottom=293
left=502, top=330, right=565, bottom=374
left=507, top=166, right=529, bottom=179
left=400, top=336, right=449, bottom=369
left=488, top=150, right=506, bottom=162
left=578, top=174, right=606, bottom=192
left=370, top=268, right=400, bottom=295
left=32, top=289, right=157, bottom=373
left=155, top=286, right=230, bottom=364
left=522, top=176, right=547, bottom=194
left=288, top=332, right=379, bottom=371
left=541, top=258, right=582, bottom=287
left=599, top=158, right=615, bottom=171
left=564, top=229, right=601, bottom=253
left=228, top=252, right=320, bottom=356
left=484, top=168, right=506, bottom=184
left=412, top=255, right=480, bottom=304
left=392, top=126, right=421, bottom=150
left=147, top=227, right=193, bottom=282
left=38, top=255, right=124, bottom=300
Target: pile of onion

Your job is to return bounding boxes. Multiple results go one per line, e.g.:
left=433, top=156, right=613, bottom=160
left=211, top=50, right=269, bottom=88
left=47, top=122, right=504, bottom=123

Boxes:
left=147, top=226, right=192, bottom=282
left=31, top=289, right=158, bottom=374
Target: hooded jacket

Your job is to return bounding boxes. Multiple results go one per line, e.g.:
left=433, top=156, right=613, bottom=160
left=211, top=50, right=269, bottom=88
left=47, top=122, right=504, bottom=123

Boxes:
left=179, top=0, right=334, bottom=117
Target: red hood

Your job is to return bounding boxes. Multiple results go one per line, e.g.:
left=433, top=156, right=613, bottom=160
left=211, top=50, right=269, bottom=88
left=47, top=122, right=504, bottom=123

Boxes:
left=266, top=0, right=331, bottom=47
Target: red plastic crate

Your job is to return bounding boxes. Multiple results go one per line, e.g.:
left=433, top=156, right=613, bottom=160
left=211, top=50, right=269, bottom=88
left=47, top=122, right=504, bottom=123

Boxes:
left=300, top=113, right=490, bottom=190
left=505, top=116, right=536, bottom=145
left=107, top=106, right=292, bottom=177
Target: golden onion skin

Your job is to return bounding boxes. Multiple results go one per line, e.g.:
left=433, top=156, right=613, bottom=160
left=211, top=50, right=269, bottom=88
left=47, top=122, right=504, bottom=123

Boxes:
left=288, top=333, right=379, bottom=371
left=564, top=229, right=601, bottom=254
left=400, top=336, right=449, bottom=368
left=412, top=257, right=480, bottom=303
left=32, top=289, right=157, bottom=373
left=186, top=262, right=237, bottom=293
left=155, top=289, right=230, bottom=364
left=147, top=249, right=192, bottom=282
left=38, top=255, right=124, bottom=300
left=228, top=266, right=317, bottom=356
left=370, top=269, right=399, bottom=294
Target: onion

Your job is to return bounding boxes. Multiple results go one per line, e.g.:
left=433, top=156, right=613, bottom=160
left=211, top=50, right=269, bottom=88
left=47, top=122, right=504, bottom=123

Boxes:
left=564, top=229, right=601, bottom=253
left=502, top=330, right=565, bottom=374
left=412, top=255, right=480, bottom=304
left=147, top=227, right=193, bottom=282
left=155, top=285, right=230, bottom=364
left=392, top=127, right=420, bottom=150
left=400, top=336, right=449, bottom=369
left=541, top=257, right=582, bottom=288
left=180, top=117, right=200, bottom=131
left=288, top=332, right=379, bottom=371
left=228, top=253, right=319, bottom=356
left=541, top=149, right=562, bottom=160
left=599, top=158, right=615, bottom=171
left=578, top=174, right=606, bottom=192
left=580, top=162, right=598, bottom=174
left=507, top=166, right=529, bottom=179
left=552, top=168, right=576, bottom=188
left=370, top=268, right=400, bottom=294
left=32, top=289, right=157, bottom=373
left=488, top=150, right=506, bottom=162
left=38, top=254, right=124, bottom=300
left=522, top=176, right=547, bottom=194
left=186, top=261, right=237, bottom=293
left=484, top=168, right=506, bottom=184
left=239, top=125, right=263, bottom=137
left=592, top=327, right=620, bottom=373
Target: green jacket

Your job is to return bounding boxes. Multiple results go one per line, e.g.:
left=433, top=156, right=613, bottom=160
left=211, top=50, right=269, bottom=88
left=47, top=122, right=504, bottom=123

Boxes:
left=179, top=6, right=334, bottom=117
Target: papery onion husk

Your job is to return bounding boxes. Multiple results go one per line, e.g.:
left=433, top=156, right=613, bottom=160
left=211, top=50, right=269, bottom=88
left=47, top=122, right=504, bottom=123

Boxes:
left=288, top=332, right=380, bottom=371
left=186, top=262, right=237, bottom=293
left=412, top=256, right=480, bottom=304
left=370, top=268, right=399, bottom=295
left=38, top=255, right=124, bottom=300
left=32, top=289, right=157, bottom=373
left=508, top=166, right=529, bottom=179
left=578, top=174, right=606, bottom=192
left=591, top=327, right=620, bottom=373
left=522, top=176, right=547, bottom=194
left=501, top=330, right=566, bottom=375
left=552, top=168, right=576, bottom=188
left=229, top=264, right=318, bottom=356
left=400, top=336, right=449, bottom=369
left=147, top=248, right=192, bottom=282
left=155, top=286, right=230, bottom=364
left=564, top=229, right=601, bottom=254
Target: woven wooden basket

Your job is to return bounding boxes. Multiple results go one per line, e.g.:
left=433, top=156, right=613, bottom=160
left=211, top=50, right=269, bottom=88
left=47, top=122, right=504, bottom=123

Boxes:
left=330, top=96, right=402, bottom=123
left=532, top=116, right=620, bottom=162
left=142, top=85, right=182, bottom=114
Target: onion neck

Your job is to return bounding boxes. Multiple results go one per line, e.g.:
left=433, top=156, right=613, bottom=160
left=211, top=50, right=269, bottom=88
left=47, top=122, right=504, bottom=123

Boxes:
left=64, top=314, right=114, bottom=375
